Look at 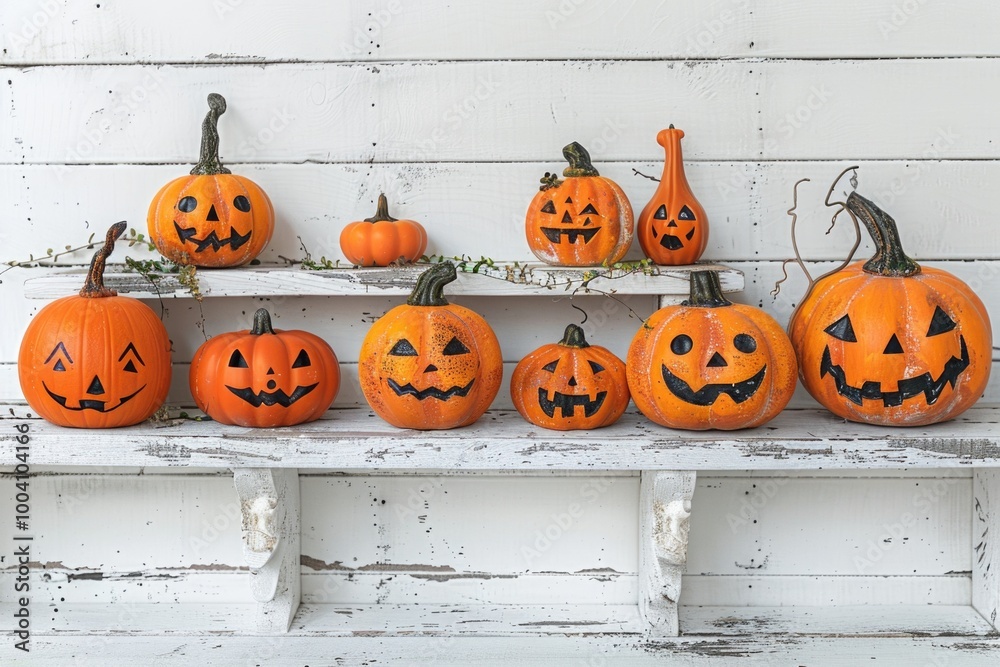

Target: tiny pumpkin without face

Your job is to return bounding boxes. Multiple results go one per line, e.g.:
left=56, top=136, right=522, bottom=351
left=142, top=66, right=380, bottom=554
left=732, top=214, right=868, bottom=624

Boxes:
left=339, top=193, right=428, bottom=267
left=148, top=93, right=275, bottom=267
left=189, top=309, right=339, bottom=428
left=525, top=142, right=634, bottom=266
left=511, top=324, right=630, bottom=430
left=358, top=262, right=503, bottom=430
left=627, top=271, right=797, bottom=430
left=789, top=192, right=992, bottom=427
left=18, top=223, right=172, bottom=428
left=636, top=126, right=709, bottom=265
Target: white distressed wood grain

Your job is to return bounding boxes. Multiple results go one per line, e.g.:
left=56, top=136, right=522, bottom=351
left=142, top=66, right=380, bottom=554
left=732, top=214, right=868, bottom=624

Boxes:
left=973, top=469, right=1000, bottom=629
left=4, top=61, right=1000, bottom=163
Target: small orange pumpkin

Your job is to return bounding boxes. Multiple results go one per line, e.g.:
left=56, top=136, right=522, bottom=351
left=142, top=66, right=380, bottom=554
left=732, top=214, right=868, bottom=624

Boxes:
left=627, top=271, right=797, bottom=430
left=789, top=192, right=992, bottom=426
left=358, top=262, right=503, bottom=430
left=147, top=93, right=275, bottom=267
left=511, top=324, right=629, bottom=430
left=189, top=309, right=339, bottom=427
left=18, top=223, right=172, bottom=428
left=339, top=193, right=428, bottom=267
left=525, top=142, right=633, bottom=266
left=636, top=126, right=709, bottom=265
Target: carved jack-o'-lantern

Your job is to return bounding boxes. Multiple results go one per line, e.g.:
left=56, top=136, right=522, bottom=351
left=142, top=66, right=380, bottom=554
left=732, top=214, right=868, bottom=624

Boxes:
left=18, top=223, right=172, bottom=428
left=189, top=309, right=340, bottom=428
left=789, top=193, right=992, bottom=426
left=637, top=126, right=709, bottom=265
left=511, top=324, right=630, bottom=430
left=359, top=262, right=503, bottom=430
left=525, top=142, right=633, bottom=266
left=148, top=93, right=275, bottom=267
left=627, top=271, right=797, bottom=430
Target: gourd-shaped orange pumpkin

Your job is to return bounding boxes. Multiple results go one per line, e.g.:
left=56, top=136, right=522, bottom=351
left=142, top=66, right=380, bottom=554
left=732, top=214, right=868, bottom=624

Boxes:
left=627, top=271, right=797, bottom=430
left=789, top=192, right=992, bottom=426
left=147, top=93, right=275, bottom=267
left=339, top=193, right=428, bottom=267
left=525, top=142, right=633, bottom=266
left=511, top=324, right=629, bottom=430
left=636, top=126, right=709, bottom=265
left=18, top=223, right=172, bottom=428
left=359, top=262, right=503, bottom=429
left=189, top=308, right=339, bottom=427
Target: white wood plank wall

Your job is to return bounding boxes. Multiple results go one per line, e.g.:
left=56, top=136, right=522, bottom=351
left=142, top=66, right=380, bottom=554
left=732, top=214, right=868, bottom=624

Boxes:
left=1, top=0, right=998, bottom=653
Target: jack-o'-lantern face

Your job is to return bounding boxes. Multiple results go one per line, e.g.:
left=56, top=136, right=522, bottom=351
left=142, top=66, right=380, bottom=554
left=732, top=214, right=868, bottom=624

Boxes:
left=649, top=204, right=697, bottom=251
left=659, top=329, right=767, bottom=408
left=40, top=340, right=150, bottom=413
left=223, top=344, right=319, bottom=408
left=382, top=325, right=479, bottom=403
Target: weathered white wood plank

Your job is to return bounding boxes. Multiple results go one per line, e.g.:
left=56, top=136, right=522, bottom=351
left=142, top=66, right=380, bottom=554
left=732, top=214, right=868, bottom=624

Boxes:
left=973, top=469, right=1000, bottom=629
left=3, top=0, right=999, bottom=63
left=5, top=61, right=1000, bottom=163
left=6, top=407, right=1000, bottom=470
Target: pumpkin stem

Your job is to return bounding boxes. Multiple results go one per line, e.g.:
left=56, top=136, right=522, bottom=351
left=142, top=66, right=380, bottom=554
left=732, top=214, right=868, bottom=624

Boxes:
left=684, top=270, right=732, bottom=308
left=558, top=323, right=591, bottom=348
left=407, top=262, right=457, bottom=307
left=190, top=93, right=233, bottom=176
left=364, top=194, right=399, bottom=223
left=250, top=308, right=276, bottom=335
left=562, top=142, right=600, bottom=177
left=79, top=221, right=127, bottom=298
left=847, top=192, right=921, bottom=277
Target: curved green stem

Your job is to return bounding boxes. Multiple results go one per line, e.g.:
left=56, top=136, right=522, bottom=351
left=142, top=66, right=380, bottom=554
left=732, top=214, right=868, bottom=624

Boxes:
left=79, top=222, right=126, bottom=298
left=408, top=262, right=457, bottom=306
left=846, top=192, right=921, bottom=277
left=558, top=323, right=591, bottom=348
left=364, top=194, right=399, bottom=223
left=190, top=93, right=232, bottom=176
left=562, top=142, right=600, bottom=177
left=684, top=270, right=732, bottom=308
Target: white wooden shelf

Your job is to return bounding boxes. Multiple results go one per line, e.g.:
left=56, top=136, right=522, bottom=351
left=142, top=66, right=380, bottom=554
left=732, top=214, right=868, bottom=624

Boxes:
left=5, top=407, right=1000, bottom=470
left=21, top=263, right=744, bottom=299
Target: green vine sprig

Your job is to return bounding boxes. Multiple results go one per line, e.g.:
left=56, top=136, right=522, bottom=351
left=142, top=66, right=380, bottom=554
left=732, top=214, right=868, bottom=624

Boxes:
left=0, top=227, right=154, bottom=283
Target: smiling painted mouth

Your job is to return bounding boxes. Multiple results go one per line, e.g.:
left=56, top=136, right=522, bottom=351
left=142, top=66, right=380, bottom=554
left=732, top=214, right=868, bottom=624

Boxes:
left=174, top=221, right=252, bottom=252
left=540, top=227, right=601, bottom=244
left=537, top=388, right=606, bottom=418
left=659, top=227, right=696, bottom=251
left=226, top=383, right=318, bottom=408
left=387, top=378, right=475, bottom=401
left=820, top=336, right=969, bottom=407
left=43, top=383, right=146, bottom=412
left=660, top=365, right=766, bottom=406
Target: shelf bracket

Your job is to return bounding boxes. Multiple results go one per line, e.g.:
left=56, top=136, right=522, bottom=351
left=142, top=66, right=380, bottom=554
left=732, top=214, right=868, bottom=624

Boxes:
left=639, top=470, right=696, bottom=637
left=232, top=467, right=301, bottom=633
left=974, top=470, right=1000, bottom=631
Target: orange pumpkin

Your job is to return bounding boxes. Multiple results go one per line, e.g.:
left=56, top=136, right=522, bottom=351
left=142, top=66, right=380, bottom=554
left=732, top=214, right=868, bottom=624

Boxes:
left=511, top=324, right=629, bottom=430
left=627, top=271, right=797, bottom=430
left=636, top=126, right=709, bottom=265
left=189, top=309, right=339, bottom=428
left=789, top=192, right=992, bottom=426
left=339, top=193, right=428, bottom=267
left=147, top=93, right=274, bottom=267
left=18, top=223, right=172, bottom=428
left=358, top=262, right=502, bottom=429
left=525, top=142, right=633, bottom=266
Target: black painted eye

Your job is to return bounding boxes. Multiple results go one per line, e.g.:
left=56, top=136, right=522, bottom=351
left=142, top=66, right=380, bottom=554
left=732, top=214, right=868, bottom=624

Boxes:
left=733, top=334, right=757, bottom=354
left=653, top=205, right=668, bottom=220
left=53, top=359, right=66, bottom=372
left=178, top=196, right=198, bottom=213
left=443, top=337, right=470, bottom=356
left=389, top=339, right=418, bottom=356
left=927, top=306, right=957, bottom=336
left=233, top=195, right=251, bottom=212
left=291, top=349, right=311, bottom=368
left=588, top=360, right=605, bottom=374
left=540, top=201, right=557, bottom=214
left=580, top=203, right=598, bottom=215
left=678, top=205, right=696, bottom=221
left=123, top=360, right=138, bottom=373
left=228, top=350, right=249, bottom=368
left=671, top=334, right=693, bottom=355
left=824, top=315, right=857, bottom=342
left=542, top=360, right=558, bottom=373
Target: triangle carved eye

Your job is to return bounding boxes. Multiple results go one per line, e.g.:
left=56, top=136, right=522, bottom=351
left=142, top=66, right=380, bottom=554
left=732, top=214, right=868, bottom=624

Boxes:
left=53, top=359, right=66, bottom=372
left=588, top=360, right=605, bottom=374
left=443, top=337, right=470, bottom=356
left=228, top=350, right=249, bottom=368
left=123, top=360, right=138, bottom=373
left=542, top=360, right=558, bottom=373
left=580, top=203, right=598, bottom=215
left=540, top=201, right=557, bottom=214
left=678, top=205, right=696, bottom=221
left=291, top=349, right=311, bottom=368
left=653, top=205, right=668, bottom=220
left=824, top=315, right=857, bottom=342
left=389, top=339, right=418, bottom=356
left=927, top=306, right=957, bottom=336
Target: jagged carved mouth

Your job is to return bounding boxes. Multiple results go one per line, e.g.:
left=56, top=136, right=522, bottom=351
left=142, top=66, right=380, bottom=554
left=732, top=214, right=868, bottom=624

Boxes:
left=387, top=378, right=475, bottom=401
left=541, top=227, right=601, bottom=244
left=659, top=227, right=696, bottom=251
left=43, top=383, right=146, bottom=412
left=660, top=365, right=766, bottom=406
left=226, top=383, right=318, bottom=407
left=174, top=221, right=252, bottom=252
left=537, top=388, right=606, bottom=418
left=820, top=337, right=969, bottom=407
